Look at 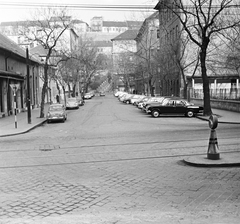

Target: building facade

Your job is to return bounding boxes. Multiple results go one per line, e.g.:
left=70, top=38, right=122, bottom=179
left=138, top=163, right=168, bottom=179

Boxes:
left=0, top=33, right=41, bottom=117
left=135, top=12, right=160, bottom=96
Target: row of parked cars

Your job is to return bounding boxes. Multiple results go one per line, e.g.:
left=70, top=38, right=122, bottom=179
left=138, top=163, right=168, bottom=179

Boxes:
left=114, top=91, right=204, bottom=118
left=47, top=91, right=98, bottom=123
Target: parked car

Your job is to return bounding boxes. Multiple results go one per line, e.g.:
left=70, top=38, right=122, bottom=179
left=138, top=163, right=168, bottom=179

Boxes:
left=122, top=94, right=134, bottom=104
left=137, top=96, right=151, bottom=109
left=119, top=93, right=131, bottom=102
left=142, top=97, right=167, bottom=112
left=66, top=98, right=79, bottom=109
left=130, top=95, right=146, bottom=105
left=117, top=92, right=128, bottom=100
left=84, top=93, right=93, bottom=100
left=76, top=96, right=84, bottom=106
left=100, top=92, right=105, bottom=96
left=114, top=91, right=124, bottom=97
left=146, top=97, right=204, bottom=118
left=47, top=103, right=67, bottom=123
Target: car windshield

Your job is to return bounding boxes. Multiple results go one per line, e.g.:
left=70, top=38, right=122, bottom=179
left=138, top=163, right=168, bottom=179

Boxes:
left=49, top=106, right=63, bottom=111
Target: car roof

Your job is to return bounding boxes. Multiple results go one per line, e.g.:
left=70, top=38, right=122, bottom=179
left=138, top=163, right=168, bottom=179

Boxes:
left=50, top=103, right=64, bottom=106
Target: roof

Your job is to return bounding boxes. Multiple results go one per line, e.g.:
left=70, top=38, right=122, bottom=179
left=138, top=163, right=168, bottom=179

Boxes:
left=102, top=20, right=143, bottom=29
left=93, top=40, right=112, bottom=48
left=0, top=32, right=27, bottom=58
left=111, top=29, right=139, bottom=41
left=81, top=32, right=119, bottom=41
left=0, top=32, right=41, bottom=63
left=102, top=21, right=127, bottom=27
left=72, top=19, right=86, bottom=24
left=29, top=45, right=48, bottom=57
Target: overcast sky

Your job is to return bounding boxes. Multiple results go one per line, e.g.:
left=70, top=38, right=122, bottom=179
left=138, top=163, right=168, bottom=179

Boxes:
left=0, top=0, right=158, bottom=24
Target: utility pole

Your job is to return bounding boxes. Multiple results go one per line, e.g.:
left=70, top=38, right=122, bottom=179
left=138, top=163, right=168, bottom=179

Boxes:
left=26, top=48, right=31, bottom=124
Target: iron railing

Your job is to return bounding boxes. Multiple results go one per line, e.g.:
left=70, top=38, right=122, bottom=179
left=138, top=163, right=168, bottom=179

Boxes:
left=192, top=88, right=240, bottom=100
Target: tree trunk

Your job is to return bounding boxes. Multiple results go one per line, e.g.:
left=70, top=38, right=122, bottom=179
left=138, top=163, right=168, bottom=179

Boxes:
left=200, top=46, right=212, bottom=116
left=72, top=84, right=76, bottom=97
left=183, top=84, right=188, bottom=99
left=62, top=87, right=66, bottom=106
left=40, top=64, right=48, bottom=118
left=67, top=84, right=71, bottom=97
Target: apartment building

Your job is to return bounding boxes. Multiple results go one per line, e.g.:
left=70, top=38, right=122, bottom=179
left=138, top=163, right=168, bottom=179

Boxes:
left=135, top=12, right=160, bottom=95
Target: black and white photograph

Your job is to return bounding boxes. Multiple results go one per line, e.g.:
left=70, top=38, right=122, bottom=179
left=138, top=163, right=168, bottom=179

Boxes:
left=0, top=0, right=240, bottom=223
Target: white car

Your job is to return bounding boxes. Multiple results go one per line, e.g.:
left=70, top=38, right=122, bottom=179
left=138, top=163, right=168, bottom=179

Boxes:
left=66, top=98, right=79, bottom=109
left=130, top=95, right=146, bottom=104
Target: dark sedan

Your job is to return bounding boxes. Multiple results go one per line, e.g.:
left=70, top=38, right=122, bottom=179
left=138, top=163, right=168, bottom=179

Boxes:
left=146, top=97, right=204, bottom=118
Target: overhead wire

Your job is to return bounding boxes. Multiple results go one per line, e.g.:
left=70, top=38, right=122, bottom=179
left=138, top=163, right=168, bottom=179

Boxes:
left=0, top=2, right=156, bottom=11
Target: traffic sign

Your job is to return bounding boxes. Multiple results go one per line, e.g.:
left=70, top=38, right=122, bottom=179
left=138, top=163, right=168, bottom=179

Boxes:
left=10, top=84, right=20, bottom=92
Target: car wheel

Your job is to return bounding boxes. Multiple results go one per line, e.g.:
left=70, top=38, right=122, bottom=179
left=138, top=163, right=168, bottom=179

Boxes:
left=186, top=110, right=194, bottom=117
left=151, top=110, right=160, bottom=118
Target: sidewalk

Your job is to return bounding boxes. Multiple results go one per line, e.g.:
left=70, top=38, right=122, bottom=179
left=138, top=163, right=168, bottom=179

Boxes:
left=0, top=106, right=239, bottom=167
left=0, top=104, right=49, bottom=137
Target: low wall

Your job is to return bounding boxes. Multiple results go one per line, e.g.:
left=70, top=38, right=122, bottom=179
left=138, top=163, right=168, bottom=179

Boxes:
left=191, top=98, right=240, bottom=113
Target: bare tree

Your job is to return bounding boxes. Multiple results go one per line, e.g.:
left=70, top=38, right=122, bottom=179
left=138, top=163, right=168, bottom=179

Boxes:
left=20, top=7, right=73, bottom=117
left=155, top=0, right=240, bottom=115
left=71, top=35, right=107, bottom=96
left=114, top=53, right=137, bottom=92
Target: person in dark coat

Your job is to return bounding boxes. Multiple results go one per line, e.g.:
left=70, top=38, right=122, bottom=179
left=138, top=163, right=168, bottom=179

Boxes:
left=56, top=94, right=60, bottom=103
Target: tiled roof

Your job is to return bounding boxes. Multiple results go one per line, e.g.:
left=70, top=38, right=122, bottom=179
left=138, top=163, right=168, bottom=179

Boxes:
left=111, top=29, right=139, bottom=41
left=82, top=32, right=119, bottom=41
left=29, top=45, right=48, bottom=57
left=102, top=21, right=143, bottom=28
left=0, top=32, right=26, bottom=58
left=0, top=32, right=40, bottom=63
left=72, top=19, right=86, bottom=24
left=93, top=40, right=112, bottom=47
left=102, top=21, right=127, bottom=27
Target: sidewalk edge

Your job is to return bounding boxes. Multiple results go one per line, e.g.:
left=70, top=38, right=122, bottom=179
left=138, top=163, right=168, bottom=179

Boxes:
left=0, top=120, right=47, bottom=137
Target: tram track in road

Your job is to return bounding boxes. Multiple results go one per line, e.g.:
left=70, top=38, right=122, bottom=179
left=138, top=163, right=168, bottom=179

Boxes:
left=0, top=135, right=239, bottom=153
left=0, top=140, right=239, bottom=169
left=0, top=150, right=239, bottom=169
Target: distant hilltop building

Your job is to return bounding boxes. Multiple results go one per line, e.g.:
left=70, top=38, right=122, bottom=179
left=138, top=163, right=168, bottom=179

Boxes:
left=90, top=16, right=143, bottom=33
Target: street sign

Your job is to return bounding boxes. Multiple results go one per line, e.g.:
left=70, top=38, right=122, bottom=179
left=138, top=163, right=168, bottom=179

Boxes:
left=10, top=84, right=20, bottom=92
left=9, top=84, right=20, bottom=129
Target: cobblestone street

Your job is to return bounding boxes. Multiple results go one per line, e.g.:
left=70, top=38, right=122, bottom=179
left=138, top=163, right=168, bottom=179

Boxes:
left=0, top=96, right=239, bottom=223
left=0, top=155, right=239, bottom=224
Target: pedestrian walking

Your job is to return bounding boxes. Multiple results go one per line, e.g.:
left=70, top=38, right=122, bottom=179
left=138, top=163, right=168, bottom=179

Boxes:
left=56, top=94, right=60, bottom=103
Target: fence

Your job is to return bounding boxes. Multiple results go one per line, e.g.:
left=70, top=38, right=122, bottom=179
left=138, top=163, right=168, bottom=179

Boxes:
left=192, top=88, right=240, bottom=100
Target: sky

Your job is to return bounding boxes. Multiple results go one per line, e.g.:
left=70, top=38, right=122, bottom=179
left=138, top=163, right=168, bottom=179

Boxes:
left=0, top=0, right=158, bottom=24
